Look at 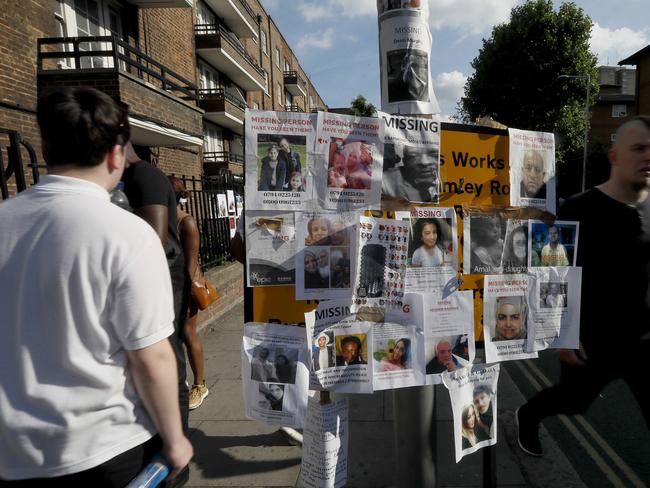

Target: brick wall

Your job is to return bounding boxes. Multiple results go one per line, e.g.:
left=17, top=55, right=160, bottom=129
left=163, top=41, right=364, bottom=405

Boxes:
left=197, top=261, right=244, bottom=330
left=639, top=58, right=650, bottom=114
left=157, top=146, right=201, bottom=177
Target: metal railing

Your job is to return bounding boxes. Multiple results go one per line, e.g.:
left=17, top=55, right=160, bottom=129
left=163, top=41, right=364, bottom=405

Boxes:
left=198, top=87, right=248, bottom=111
left=204, top=151, right=244, bottom=165
left=285, top=104, right=302, bottom=112
left=194, top=23, right=265, bottom=78
left=232, top=0, right=258, bottom=24
left=37, top=36, right=198, bottom=101
left=1, top=128, right=42, bottom=201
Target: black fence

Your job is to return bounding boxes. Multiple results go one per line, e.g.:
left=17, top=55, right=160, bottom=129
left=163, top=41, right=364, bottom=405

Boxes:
left=0, top=128, right=42, bottom=201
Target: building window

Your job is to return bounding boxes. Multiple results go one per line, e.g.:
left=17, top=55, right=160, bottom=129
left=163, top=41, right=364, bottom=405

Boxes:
left=309, top=95, right=314, bottom=109
left=198, top=61, right=219, bottom=91
left=612, top=104, right=627, bottom=118
left=274, top=47, right=280, bottom=68
left=203, top=124, right=224, bottom=154
left=253, top=102, right=259, bottom=110
left=263, top=70, right=268, bottom=93
left=610, top=133, right=617, bottom=142
left=196, top=0, right=216, bottom=26
left=260, top=29, right=267, bottom=55
left=284, top=59, right=290, bottom=72
left=277, top=82, right=282, bottom=105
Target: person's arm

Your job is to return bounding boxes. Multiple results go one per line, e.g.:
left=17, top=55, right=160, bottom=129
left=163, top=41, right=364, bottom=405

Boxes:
left=135, top=205, right=169, bottom=245
left=179, top=214, right=201, bottom=280
left=127, top=340, right=193, bottom=476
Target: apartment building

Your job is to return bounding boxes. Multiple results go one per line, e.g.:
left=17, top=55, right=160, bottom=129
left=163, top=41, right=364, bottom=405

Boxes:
left=589, top=66, right=636, bottom=146
left=619, top=44, right=650, bottom=116
left=0, top=0, right=327, bottom=185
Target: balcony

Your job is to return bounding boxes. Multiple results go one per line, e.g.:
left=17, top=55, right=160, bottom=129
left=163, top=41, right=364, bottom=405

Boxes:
left=204, top=150, right=244, bottom=175
left=203, top=0, right=258, bottom=39
left=37, top=36, right=203, bottom=147
left=195, top=24, right=265, bottom=92
left=199, top=88, right=246, bottom=134
left=283, top=71, right=306, bottom=98
left=285, top=104, right=302, bottom=112
left=126, top=0, right=192, bottom=7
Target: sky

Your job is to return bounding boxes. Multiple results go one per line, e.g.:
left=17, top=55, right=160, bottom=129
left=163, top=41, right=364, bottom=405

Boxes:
left=259, top=0, right=649, bottom=120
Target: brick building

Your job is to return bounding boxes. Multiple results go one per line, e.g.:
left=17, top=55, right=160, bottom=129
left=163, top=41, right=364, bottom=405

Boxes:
left=589, top=66, right=636, bottom=147
left=619, top=43, right=650, bottom=116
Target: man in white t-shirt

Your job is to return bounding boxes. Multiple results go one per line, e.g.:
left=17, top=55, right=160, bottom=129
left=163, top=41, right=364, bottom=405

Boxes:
left=0, top=87, right=192, bottom=485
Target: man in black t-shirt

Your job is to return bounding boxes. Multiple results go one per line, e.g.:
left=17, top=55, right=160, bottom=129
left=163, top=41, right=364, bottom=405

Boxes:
left=516, top=116, right=650, bottom=457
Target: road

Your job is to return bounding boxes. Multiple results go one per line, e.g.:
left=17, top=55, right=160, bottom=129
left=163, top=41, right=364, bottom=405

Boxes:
left=505, top=351, right=650, bottom=487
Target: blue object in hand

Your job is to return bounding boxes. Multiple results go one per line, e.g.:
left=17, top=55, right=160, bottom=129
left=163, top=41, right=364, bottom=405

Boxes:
left=125, top=455, right=170, bottom=488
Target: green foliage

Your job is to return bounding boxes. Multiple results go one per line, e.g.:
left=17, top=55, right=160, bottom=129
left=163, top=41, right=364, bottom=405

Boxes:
left=459, top=0, right=599, bottom=156
left=350, top=95, right=377, bottom=117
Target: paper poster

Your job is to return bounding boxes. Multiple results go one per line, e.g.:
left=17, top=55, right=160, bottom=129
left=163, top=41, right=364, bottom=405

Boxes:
left=508, top=128, right=556, bottom=214
left=235, top=194, right=243, bottom=217
left=217, top=193, right=228, bottom=218
left=442, top=364, right=500, bottom=463
left=500, top=218, right=528, bottom=274
left=305, top=300, right=373, bottom=393
left=313, top=111, right=384, bottom=210
left=395, top=207, right=458, bottom=292
left=380, top=113, right=441, bottom=203
left=372, top=322, right=425, bottom=391
left=295, top=211, right=357, bottom=300
left=226, top=189, right=236, bottom=215
left=242, top=323, right=309, bottom=428
left=526, top=267, right=582, bottom=352
left=377, top=0, right=439, bottom=115
left=528, top=220, right=579, bottom=267
left=300, top=397, right=348, bottom=488
left=463, top=213, right=507, bottom=275
left=245, top=109, right=316, bottom=211
left=245, top=211, right=296, bottom=287
left=483, top=275, right=538, bottom=363
left=353, top=215, right=410, bottom=311
left=229, top=216, right=236, bottom=239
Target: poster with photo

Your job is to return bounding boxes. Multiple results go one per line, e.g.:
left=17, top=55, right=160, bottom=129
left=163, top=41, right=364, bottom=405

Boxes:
left=227, top=189, right=236, bottom=215
left=300, top=396, right=348, bottom=488
left=295, top=211, right=357, bottom=300
left=372, top=322, right=425, bottom=391
left=353, top=215, right=410, bottom=311
left=395, top=207, right=458, bottom=292
left=380, top=113, right=441, bottom=203
left=377, top=0, right=440, bottom=115
left=242, top=323, right=309, bottom=428
left=245, top=109, right=315, bottom=211
left=313, top=111, right=384, bottom=210
left=508, top=128, right=556, bottom=214
left=217, top=193, right=228, bottom=218
left=463, top=214, right=507, bottom=275
left=235, top=194, right=243, bottom=217
left=528, top=220, right=579, bottom=267
left=305, top=300, right=373, bottom=393
left=229, top=216, right=236, bottom=239
left=483, top=275, right=538, bottom=363
left=245, top=211, right=296, bottom=287
left=501, top=219, right=528, bottom=274
left=442, top=364, right=500, bottom=463
left=526, top=267, right=582, bottom=352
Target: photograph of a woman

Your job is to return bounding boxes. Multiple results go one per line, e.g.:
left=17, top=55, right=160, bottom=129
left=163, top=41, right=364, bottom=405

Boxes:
left=470, top=216, right=505, bottom=273
left=501, top=224, right=528, bottom=274
left=377, top=338, right=411, bottom=372
left=409, top=218, right=450, bottom=268
left=461, top=404, right=490, bottom=449
left=258, top=144, right=286, bottom=191
left=258, top=383, right=284, bottom=411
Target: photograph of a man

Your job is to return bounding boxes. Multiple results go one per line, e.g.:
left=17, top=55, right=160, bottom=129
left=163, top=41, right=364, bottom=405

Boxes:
left=382, top=144, right=439, bottom=202
left=312, top=332, right=335, bottom=371
left=251, top=347, right=276, bottom=382
left=541, top=282, right=567, bottom=309
left=540, top=225, right=569, bottom=267
left=426, top=339, right=462, bottom=374
left=493, top=296, right=527, bottom=341
left=473, top=384, right=494, bottom=438
left=336, top=335, right=367, bottom=366
left=387, top=47, right=429, bottom=103
left=519, top=150, right=547, bottom=198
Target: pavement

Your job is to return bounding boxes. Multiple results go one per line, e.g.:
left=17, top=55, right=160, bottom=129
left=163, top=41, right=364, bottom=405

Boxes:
left=185, top=300, right=586, bottom=487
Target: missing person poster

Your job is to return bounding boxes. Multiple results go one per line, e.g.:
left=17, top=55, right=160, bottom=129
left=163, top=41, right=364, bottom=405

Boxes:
left=353, top=215, right=410, bottom=311
left=508, top=128, right=556, bottom=214
left=300, top=396, right=349, bottom=488
left=377, top=0, right=440, bottom=115
left=442, top=364, right=500, bottom=463
left=526, top=267, right=582, bottom=352
left=395, top=207, right=458, bottom=292
left=227, top=189, right=236, bottom=215
left=242, top=323, right=309, bottom=428
left=217, top=193, right=228, bottom=218
left=295, top=211, right=357, bottom=300
left=313, top=111, right=384, bottom=210
left=305, top=300, right=373, bottom=394
left=380, top=113, right=441, bottom=203
left=483, top=275, right=538, bottom=363
left=528, top=220, right=579, bottom=267
left=372, top=322, right=425, bottom=391
left=245, top=211, right=296, bottom=287
left=245, top=109, right=316, bottom=211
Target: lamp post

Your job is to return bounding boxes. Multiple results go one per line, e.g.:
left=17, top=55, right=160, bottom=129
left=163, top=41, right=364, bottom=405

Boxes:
left=557, top=73, right=591, bottom=192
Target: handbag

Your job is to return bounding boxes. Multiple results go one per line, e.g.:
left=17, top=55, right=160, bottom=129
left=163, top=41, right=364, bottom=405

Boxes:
left=190, top=264, right=220, bottom=310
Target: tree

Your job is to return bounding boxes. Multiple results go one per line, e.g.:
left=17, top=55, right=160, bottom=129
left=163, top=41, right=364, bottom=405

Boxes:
left=459, top=0, right=598, bottom=156
left=350, top=95, right=377, bottom=117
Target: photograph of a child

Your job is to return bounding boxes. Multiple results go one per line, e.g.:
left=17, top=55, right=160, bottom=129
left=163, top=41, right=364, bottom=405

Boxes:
left=539, top=282, right=568, bottom=309
left=335, top=334, right=368, bottom=366
left=408, top=218, right=452, bottom=268
left=373, top=337, right=411, bottom=372
left=469, top=216, right=506, bottom=274
left=311, top=331, right=335, bottom=371
left=327, top=138, right=374, bottom=190
left=250, top=346, right=299, bottom=384
left=257, top=383, right=284, bottom=411
left=257, top=134, right=307, bottom=192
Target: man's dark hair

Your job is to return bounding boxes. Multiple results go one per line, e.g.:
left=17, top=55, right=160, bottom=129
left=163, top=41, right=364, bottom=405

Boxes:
left=37, top=86, right=129, bottom=167
left=341, top=336, right=361, bottom=349
left=473, top=384, right=492, bottom=398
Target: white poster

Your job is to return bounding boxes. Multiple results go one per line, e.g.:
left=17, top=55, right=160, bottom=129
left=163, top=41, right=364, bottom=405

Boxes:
left=245, top=109, right=316, bottom=211
left=526, top=267, right=582, bottom=352
left=235, top=194, right=243, bottom=217
left=242, top=323, right=309, bottom=428
left=380, top=113, right=441, bottom=203
left=353, top=215, right=410, bottom=311
left=217, top=193, right=228, bottom=218
left=300, top=397, right=348, bottom=488
left=305, top=300, right=373, bottom=394
left=227, top=189, right=236, bottom=215
left=245, top=211, right=296, bottom=287
left=377, top=0, right=440, bottom=115
left=372, top=322, right=425, bottom=391
left=295, top=211, right=357, bottom=300
left=528, top=220, right=579, bottom=267
left=508, top=128, right=556, bottom=214
left=442, top=364, right=500, bottom=463
left=483, top=275, right=538, bottom=363
left=395, top=207, right=458, bottom=292
left=313, top=111, right=384, bottom=210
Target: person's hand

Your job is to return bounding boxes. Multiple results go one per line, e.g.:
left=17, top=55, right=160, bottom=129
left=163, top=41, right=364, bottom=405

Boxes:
left=163, top=436, right=193, bottom=478
left=445, top=359, right=457, bottom=371
left=559, top=344, right=587, bottom=366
